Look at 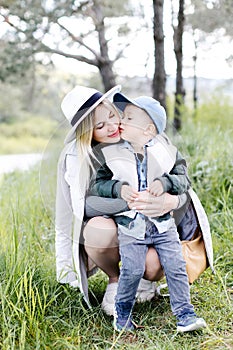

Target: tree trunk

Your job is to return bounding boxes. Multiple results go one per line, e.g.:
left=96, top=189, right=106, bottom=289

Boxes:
left=152, top=0, right=166, bottom=111
left=173, top=0, right=185, bottom=131
left=193, top=32, right=198, bottom=114
left=93, top=0, right=116, bottom=91
left=98, top=62, right=116, bottom=91
left=97, top=30, right=116, bottom=91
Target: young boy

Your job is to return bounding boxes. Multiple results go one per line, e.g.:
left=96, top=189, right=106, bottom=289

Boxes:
left=90, top=93, right=207, bottom=333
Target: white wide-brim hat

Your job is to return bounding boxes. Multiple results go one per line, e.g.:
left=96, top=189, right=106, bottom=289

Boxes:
left=61, top=84, right=121, bottom=144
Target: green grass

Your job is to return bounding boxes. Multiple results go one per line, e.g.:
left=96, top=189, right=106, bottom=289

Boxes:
left=0, top=116, right=65, bottom=154
left=0, top=99, right=232, bottom=349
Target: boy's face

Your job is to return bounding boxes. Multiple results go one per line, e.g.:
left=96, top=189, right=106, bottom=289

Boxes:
left=120, top=104, right=153, bottom=143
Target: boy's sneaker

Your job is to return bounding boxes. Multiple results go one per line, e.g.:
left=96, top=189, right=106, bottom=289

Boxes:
left=177, top=313, right=207, bottom=332
left=113, top=315, right=135, bottom=332
left=113, top=303, right=135, bottom=332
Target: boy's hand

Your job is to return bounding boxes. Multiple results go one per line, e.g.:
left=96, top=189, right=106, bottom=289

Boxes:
left=121, top=185, right=138, bottom=202
left=148, top=180, right=164, bottom=197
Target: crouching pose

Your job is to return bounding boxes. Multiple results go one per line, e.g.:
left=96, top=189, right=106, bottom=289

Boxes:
left=89, top=92, right=208, bottom=332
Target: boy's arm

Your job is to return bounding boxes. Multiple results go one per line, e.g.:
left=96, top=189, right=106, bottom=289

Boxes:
left=154, top=151, right=191, bottom=195
left=89, top=161, right=127, bottom=198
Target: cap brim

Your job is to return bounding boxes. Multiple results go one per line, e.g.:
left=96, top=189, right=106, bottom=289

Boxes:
left=113, top=92, right=140, bottom=111
left=64, top=85, right=121, bottom=144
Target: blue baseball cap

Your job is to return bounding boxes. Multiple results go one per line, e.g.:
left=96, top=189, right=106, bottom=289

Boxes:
left=113, top=92, right=166, bottom=134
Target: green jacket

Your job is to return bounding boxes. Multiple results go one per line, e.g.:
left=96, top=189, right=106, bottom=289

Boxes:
left=89, top=135, right=191, bottom=225
left=90, top=136, right=190, bottom=198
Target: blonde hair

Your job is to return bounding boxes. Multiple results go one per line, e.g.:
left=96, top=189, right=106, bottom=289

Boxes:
left=75, top=110, right=95, bottom=192
left=75, top=99, right=120, bottom=192
left=102, top=98, right=121, bottom=117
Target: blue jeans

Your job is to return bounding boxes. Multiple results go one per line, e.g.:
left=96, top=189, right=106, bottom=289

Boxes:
left=116, top=220, right=194, bottom=318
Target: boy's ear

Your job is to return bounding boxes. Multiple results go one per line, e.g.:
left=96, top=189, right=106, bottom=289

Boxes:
left=144, top=123, right=157, bottom=136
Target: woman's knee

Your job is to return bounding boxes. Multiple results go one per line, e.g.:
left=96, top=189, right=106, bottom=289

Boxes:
left=83, top=217, right=119, bottom=249
left=144, top=247, right=164, bottom=281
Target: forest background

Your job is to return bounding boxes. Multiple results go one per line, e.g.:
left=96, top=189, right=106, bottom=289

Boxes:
left=0, top=0, right=232, bottom=349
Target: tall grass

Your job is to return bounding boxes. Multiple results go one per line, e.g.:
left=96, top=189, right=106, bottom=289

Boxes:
left=0, top=116, right=61, bottom=154
left=0, top=98, right=232, bottom=349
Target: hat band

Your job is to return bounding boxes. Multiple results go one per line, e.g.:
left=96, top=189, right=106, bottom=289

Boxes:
left=71, top=92, right=103, bottom=126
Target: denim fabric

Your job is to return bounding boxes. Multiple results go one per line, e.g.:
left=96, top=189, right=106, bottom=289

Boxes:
left=116, top=220, right=194, bottom=317
left=134, top=149, right=147, bottom=192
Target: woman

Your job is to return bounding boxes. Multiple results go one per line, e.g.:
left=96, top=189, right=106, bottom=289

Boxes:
left=55, top=85, right=214, bottom=316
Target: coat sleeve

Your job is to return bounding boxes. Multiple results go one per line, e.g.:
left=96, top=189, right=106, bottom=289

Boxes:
left=89, top=160, right=127, bottom=198
left=155, top=151, right=191, bottom=195
left=85, top=196, right=128, bottom=217
left=55, top=154, right=76, bottom=284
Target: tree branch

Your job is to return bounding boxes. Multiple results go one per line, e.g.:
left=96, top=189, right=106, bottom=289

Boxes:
left=57, top=21, right=100, bottom=59
left=1, top=13, right=99, bottom=67
left=1, top=14, right=23, bottom=33
left=40, top=44, right=98, bottom=66
left=114, top=42, right=131, bottom=61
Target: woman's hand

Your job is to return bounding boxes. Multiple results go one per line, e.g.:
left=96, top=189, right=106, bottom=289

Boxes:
left=128, top=191, right=179, bottom=217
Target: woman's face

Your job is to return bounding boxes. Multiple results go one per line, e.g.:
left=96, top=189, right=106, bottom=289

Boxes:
left=93, top=103, right=121, bottom=143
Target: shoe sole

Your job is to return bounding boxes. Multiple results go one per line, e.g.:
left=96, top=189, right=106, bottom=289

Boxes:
left=177, top=319, right=207, bottom=332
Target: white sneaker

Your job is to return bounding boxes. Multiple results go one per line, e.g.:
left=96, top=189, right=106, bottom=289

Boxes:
left=156, top=282, right=169, bottom=297
left=101, top=282, right=118, bottom=316
left=136, top=278, right=157, bottom=303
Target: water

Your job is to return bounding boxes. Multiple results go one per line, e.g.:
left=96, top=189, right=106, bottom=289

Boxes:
left=0, top=153, right=42, bottom=174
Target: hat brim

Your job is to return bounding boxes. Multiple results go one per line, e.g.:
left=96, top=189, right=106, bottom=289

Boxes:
left=64, top=85, right=121, bottom=144
left=113, top=92, right=140, bottom=111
